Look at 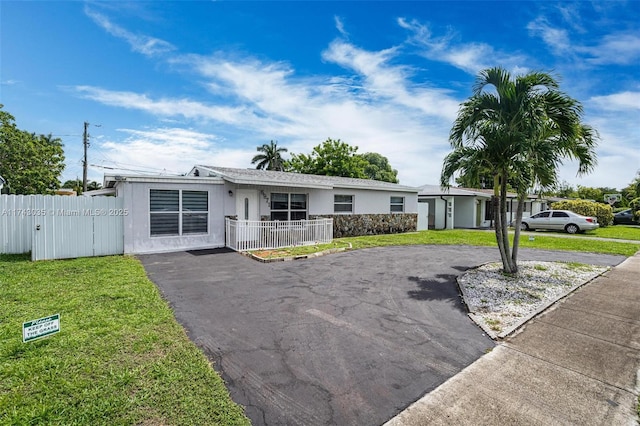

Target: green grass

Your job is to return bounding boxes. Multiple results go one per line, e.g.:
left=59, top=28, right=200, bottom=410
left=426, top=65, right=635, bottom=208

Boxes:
left=582, top=225, right=640, bottom=241
left=337, top=229, right=640, bottom=257
left=259, top=229, right=639, bottom=259
left=0, top=254, right=249, bottom=426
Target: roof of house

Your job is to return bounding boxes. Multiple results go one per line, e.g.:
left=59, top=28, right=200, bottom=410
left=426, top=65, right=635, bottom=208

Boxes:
left=103, top=174, right=224, bottom=188
left=417, top=185, right=492, bottom=198
left=193, top=166, right=419, bottom=192
left=418, top=184, right=548, bottom=200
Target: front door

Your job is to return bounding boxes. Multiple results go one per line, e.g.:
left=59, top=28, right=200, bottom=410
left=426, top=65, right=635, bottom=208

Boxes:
left=235, top=190, right=260, bottom=243
left=236, top=189, right=259, bottom=221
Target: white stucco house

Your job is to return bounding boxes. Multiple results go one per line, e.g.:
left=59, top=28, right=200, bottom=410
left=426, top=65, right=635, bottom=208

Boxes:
left=418, top=185, right=550, bottom=230
left=104, top=166, right=422, bottom=254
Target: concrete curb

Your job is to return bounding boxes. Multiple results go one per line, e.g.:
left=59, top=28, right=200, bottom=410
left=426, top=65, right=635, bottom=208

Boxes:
left=244, top=243, right=353, bottom=263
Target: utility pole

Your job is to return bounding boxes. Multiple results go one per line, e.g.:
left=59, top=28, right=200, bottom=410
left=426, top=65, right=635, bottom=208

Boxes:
left=83, top=122, right=89, bottom=192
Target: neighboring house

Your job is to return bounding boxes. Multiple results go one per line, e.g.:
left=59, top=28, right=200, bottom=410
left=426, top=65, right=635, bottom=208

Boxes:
left=104, top=166, right=420, bottom=254
left=418, top=185, right=550, bottom=230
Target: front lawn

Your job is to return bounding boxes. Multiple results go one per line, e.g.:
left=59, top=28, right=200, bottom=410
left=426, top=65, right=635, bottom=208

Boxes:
left=251, top=229, right=639, bottom=260
left=585, top=225, right=640, bottom=241
left=0, top=254, right=249, bottom=426
left=338, top=229, right=639, bottom=257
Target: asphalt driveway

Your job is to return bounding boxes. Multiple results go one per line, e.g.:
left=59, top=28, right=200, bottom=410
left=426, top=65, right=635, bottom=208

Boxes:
left=138, top=246, right=625, bottom=426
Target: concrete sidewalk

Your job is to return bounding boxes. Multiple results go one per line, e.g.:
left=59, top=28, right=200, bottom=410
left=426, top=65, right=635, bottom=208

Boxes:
left=385, top=253, right=640, bottom=426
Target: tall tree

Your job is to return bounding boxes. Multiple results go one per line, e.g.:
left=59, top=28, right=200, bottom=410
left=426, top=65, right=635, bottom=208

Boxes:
left=442, top=67, right=597, bottom=274
left=621, top=172, right=640, bottom=202
left=286, top=138, right=368, bottom=179
left=0, top=105, right=65, bottom=194
left=251, top=140, right=288, bottom=171
left=360, top=152, right=399, bottom=183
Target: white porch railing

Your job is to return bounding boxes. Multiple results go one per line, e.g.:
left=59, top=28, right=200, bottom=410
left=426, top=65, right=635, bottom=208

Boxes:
left=225, top=218, right=333, bottom=252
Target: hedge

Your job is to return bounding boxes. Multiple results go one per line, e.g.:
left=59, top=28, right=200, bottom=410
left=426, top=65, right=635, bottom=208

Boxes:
left=550, top=199, right=614, bottom=227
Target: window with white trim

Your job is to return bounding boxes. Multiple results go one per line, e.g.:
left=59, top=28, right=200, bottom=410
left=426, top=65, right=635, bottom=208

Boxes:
left=150, top=189, right=208, bottom=236
left=270, top=193, right=307, bottom=220
left=390, top=196, right=405, bottom=213
left=334, top=194, right=353, bottom=213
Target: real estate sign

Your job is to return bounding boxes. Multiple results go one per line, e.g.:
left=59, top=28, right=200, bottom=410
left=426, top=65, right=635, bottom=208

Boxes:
left=23, top=314, right=60, bottom=343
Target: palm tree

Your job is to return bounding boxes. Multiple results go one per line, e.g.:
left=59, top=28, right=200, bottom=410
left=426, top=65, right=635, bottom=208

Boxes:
left=442, top=67, right=598, bottom=274
left=251, top=140, right=288, bottom=171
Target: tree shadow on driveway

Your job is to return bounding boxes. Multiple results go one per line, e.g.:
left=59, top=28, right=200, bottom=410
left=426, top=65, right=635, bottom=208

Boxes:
left=406, top=268, right=469, bottom=312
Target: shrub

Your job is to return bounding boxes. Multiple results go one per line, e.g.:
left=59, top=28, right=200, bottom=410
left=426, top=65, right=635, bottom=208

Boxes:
left=630, top=198, right=640, bottom=222
left=551, top=199, right=614, bottom=227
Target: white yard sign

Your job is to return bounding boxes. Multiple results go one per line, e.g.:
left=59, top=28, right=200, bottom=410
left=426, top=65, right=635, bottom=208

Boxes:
left=23, top=314, right=60, bottom=343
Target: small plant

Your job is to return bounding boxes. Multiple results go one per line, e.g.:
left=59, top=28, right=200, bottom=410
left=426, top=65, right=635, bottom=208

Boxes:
left=485, top=318, right=502, bottom=331
left=563, top=262, right=591, bottom=271
left=534, top=264, right=548, bottom=271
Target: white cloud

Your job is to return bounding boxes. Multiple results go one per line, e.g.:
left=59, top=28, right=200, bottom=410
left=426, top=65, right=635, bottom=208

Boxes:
left=398, top=17, right=528, bottom=75
left=527, top=11, right=640, bottom=67
left=321, top=39, right=460, bottom=120
left=526, top=17, right=571, bottom=55
left=91, top=10, right=640, bottom=189
left=72, top=32, right=465, bottom=185
left=568, top=95, right=640, bottom=189
left=84, top=6, right=175, bottom=57
left=95, top=127, right=253, bottom=176
left=581, top=33, right=640, bottom=65
left=74, top=85, right=246, bottom=124
left=590, top=91, right=640, bottom=111
left=334, top=16, right=348, bottom=37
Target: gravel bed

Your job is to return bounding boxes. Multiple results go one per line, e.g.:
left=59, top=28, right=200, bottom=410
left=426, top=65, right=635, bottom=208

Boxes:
left=458, top=261, right=608, bottom=338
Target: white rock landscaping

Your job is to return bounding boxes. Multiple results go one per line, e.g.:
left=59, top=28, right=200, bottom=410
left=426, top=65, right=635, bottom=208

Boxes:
left=458, top=261, right=608, bottom=339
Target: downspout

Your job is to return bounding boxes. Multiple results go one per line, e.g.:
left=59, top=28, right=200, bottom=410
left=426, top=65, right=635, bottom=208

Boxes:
left=440, top=196, right=447, bottom=230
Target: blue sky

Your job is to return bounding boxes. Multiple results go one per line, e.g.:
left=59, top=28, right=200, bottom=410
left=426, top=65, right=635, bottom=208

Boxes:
left=1, top=1, right=639, bottom=190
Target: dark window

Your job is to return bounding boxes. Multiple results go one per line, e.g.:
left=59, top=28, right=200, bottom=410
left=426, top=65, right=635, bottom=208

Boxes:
left=270, top=193, right=307, bottom=221
left=533, top=211, right=551, bottom=218
left=150, top=190, right=179, bottom=236
left=390, top=196, right=404, bottom=213
left=150, top=189, right=208, bottom=236
left=270, top=211, right=288, bottom=221
left=290, top=193, right=307, bottom=210
left=334, top=195, right=353, bottom=213
left=552, top=211, right=569, bottom=218
left=485, top=200, right=493, bottom=220
left=271, top=193, right=288, bottom=210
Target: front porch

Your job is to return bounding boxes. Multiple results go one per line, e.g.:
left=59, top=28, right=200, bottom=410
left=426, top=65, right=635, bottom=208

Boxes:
left=225, top=218, right=333, bottom=252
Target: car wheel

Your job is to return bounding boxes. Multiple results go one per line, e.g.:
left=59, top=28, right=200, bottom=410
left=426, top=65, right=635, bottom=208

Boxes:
left=565, top=224, right=579, bottom=234
left=520, top=222, right=529, bottom=231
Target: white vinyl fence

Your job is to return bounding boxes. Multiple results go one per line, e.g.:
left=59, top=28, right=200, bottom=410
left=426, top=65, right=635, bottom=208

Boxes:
left=226, top=218, right=333, bottom=252
left=0, top=194, right=124, bottom=261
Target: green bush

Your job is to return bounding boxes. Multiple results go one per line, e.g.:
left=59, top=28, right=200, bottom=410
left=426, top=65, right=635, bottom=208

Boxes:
left=630, top=198, right=640, bottom=222
left=551, top=199, right=614, bottom=227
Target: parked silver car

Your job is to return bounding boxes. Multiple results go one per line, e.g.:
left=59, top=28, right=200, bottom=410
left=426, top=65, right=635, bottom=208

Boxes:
left=520, top=210, right=599, bottom=234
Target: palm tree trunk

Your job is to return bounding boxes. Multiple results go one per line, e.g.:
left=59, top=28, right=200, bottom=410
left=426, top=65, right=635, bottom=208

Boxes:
left=499, top=173, right=516, bottom=273
left=493, top=175, right=512, bottom=273
left=511, top=195, right=525, bottom=272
